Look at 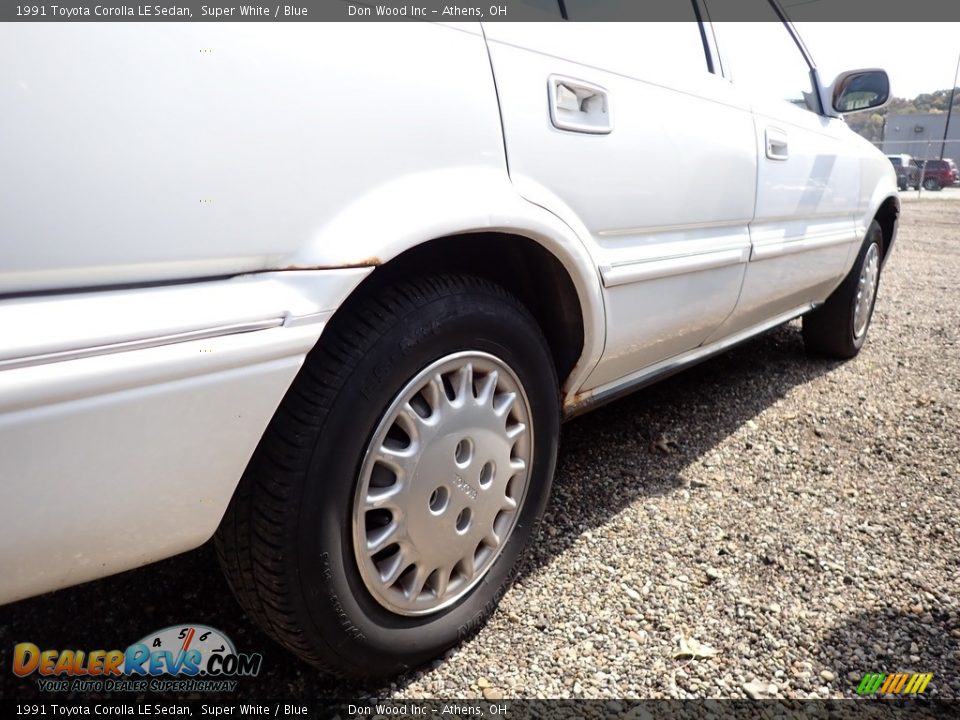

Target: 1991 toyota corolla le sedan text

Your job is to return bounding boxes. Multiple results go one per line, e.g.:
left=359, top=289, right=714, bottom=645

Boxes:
left=0, top=9, right=899, bottom=678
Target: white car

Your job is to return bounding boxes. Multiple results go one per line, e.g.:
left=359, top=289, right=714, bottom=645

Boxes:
left=0, top=11, right=898, bottom=678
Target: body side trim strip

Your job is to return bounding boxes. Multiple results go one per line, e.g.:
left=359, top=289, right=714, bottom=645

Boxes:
left=750, top=231, right=856, bottom=261
left=0, top=319, right=285, bottom=372
left=600, top=245, right=750, bottom=287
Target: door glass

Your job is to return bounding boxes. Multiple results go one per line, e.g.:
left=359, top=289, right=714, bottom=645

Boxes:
left=707, top=0, right=818, bottom=113
left=562, top=2, right=709, bottom=79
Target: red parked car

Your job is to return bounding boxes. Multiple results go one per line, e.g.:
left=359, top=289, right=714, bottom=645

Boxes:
left=919, top=158, right=960, bottom=190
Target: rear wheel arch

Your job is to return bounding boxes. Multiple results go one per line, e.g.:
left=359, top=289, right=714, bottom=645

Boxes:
left=213, top=232, right=592, bottom=676
left=330, top=232, right=588, bottom=390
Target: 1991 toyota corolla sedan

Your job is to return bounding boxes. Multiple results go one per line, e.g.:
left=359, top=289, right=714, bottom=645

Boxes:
left=1, top=8, right=899, bottom=678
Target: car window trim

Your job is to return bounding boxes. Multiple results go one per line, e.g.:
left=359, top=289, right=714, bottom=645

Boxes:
left=769, top=0, right=826, bottom=115
left=701, top=0, right=826, bottom=116
left=691, top=0, right=717, bottom=74
left=559, top=1, right=715, bottom=78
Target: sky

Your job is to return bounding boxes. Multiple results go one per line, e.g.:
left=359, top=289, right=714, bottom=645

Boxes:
left=794, top=23, right=960, bottom=99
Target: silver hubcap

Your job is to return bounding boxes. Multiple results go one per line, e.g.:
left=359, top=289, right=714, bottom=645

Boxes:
left=352, top=351, right=534, bottom=616
left=853, top=242, right=880, bottom=339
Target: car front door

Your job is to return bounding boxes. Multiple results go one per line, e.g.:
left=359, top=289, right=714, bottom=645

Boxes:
left=703, top=1, right=862, bottom=340
left=483, top=6, right=757, bottom=393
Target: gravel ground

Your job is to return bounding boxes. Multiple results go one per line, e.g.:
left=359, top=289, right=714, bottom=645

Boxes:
left=2, top=198, right=958, bottom=701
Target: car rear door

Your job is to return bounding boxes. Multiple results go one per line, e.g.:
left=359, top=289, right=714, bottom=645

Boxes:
left=0, top=23, right=502, bottom=294
left=703, top=1, right=862, bottom=339
left=483, top=6, right=757, bottom=392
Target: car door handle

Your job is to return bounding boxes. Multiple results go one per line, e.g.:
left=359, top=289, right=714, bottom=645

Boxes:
left=548, top=75, right=613, bottom=135
left=765, top=127, right=789, bottom=160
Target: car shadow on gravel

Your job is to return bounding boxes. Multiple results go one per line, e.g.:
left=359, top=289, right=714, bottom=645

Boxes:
left=523, top=321, right=839, bottom=576
left=0, top=322, right=843, bottom=700
left=817, top=608, right=959, bottom=698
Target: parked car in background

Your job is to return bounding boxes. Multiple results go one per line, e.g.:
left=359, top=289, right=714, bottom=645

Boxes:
left=887, top=153, right=922, bottom=190
left=918, top=158, right=959, bottom=190
left=1, top=10, right=899, bottom=679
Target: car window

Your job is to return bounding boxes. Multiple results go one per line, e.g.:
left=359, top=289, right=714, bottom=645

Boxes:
left=706, top=0, right=819, bottom=114
left=560, top=4, right=709, bottom=79
left=889, top=157, right=902, bottom=167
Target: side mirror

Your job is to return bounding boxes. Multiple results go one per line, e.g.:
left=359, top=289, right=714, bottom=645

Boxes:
left=827, top=69, right=890, bottom=116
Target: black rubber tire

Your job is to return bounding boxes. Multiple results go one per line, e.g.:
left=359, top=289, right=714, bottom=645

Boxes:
left=215, top=275, right=560, bottom=679
left=923, top=178, right=942, bottom=191
left=802, top=220, right=884, bottom=359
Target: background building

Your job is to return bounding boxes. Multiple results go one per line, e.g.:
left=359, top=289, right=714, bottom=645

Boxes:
left=882, top=112, right=960, bottom=160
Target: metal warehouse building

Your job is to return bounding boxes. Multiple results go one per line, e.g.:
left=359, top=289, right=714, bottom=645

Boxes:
left=882, top=112, right=960, bottom=160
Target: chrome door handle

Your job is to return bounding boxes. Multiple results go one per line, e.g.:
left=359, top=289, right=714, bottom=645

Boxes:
left=548, top=75, right=612, bottom=135
left=765, top=127, right=789, bottom=160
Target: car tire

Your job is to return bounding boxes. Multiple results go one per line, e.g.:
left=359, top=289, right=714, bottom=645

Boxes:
left=802, top=220, right=884, bottom=359
left=215, top=274, right=560, bottom=679
left=923, top=177, right=942, bottom=191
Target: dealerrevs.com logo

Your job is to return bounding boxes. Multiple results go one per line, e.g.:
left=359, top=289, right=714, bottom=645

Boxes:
left=13, top=625, right=262, bottom=693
